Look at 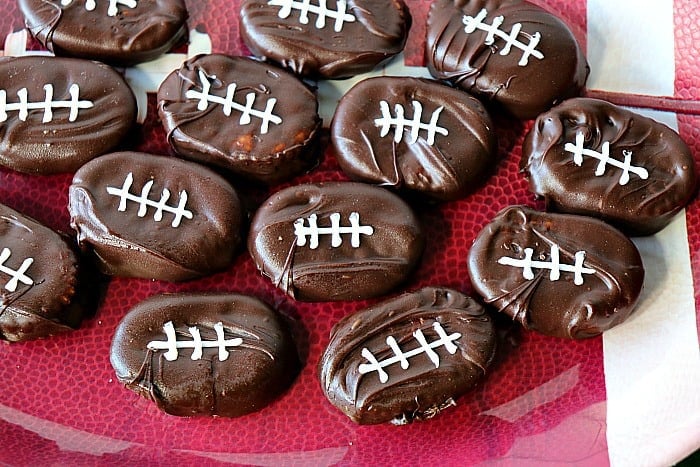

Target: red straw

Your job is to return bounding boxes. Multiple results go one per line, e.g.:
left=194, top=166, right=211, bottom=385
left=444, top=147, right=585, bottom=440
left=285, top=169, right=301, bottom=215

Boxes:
left=584, top=89, right=700, bottom=116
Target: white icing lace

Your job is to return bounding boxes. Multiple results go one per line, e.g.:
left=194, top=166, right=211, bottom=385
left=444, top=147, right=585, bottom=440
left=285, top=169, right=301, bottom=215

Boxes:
left=294, top=212, right=374, bottom=249
left=374, top=100, right=448, bottom=145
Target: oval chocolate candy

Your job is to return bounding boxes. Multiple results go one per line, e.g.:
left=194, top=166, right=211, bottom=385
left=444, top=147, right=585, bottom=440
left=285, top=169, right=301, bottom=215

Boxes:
left=0, top=56, right=136, bottom=174
left=248, top=182, right=425, bottom=301
left=239, top=0, right=411, bottom=79
left=426, top=0, right=589, bottom=119
left=0, top=203, right=86, bottom=342
left=19, top=0, right=188, bottom=66
left=331, top=76, right=496, bottom=201
left=468, top=205, right=644, bottom=339
left=68, top=152, right=242, bottom=281
left=110, top=293, right=300, bottom=417
left=158, top=54, right=322, bottom=185
left=521, top=98, right=697, bottom=236
left=319, top=286, right=496, bottom=424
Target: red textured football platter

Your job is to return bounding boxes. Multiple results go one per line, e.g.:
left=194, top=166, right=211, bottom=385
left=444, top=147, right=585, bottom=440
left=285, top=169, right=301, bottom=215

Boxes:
left=0, top=1, right=698, bottom=466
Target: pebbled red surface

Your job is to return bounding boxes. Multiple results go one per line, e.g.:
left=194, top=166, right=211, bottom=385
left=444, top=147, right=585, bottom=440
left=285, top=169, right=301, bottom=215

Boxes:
left=674, top=0, right=700, bottom=337
left=0, top=0, right=694, bottom=465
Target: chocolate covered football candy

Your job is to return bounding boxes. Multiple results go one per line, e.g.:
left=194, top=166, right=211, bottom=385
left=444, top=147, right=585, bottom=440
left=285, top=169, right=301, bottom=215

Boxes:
left=0, top=203, right=86, bottom=342
left=248, top=182, right=425, bottom=301
left=19, top=0, right=188, bottom=66
left=158, top=54, right=322, bottom=184
left=0, top=56, right=136, bottom=174
left=521, top=98, right=697, bottom=236
left=468, top=205, right=644, bottom=339
left=319, top=286, right=496, bottom=424
left=110, top=293, right=300, bottom=417
left=239, top=0, right=411, bottom=79
left=331, top=76, right=496, bottom=201
left=426, top=0, right=589, bottom=119
left=68, top=152, right=242, bottom=281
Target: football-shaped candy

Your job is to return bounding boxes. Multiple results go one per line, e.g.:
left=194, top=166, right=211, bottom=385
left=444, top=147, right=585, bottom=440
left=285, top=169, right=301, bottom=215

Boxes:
left=68, top=152, right=242, bottom=281
left=319, top=287, right=497, bottom=424
left=110, top=293, right=300, bottom=417
left=468, top=205, right=645, bottom=339
left=19, top=0, right=188, bottom=66
left=248, top=182, right=425, bottom=301
left=158, top=54, right=322, bottom=185
left=239, top=0, right=411, bottom=78
left=331, top=76, right=496, bottom=201
left=521, top=98, right=697, bottom=236
left=426, top=0, right=589, bottom=119
left=0, top=203, right=86, bottom=342
left=0, top=56, right=136, bottom=174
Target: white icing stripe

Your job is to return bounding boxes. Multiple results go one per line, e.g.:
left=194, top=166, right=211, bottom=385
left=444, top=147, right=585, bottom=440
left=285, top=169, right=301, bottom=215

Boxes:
left=0, top=248, right=33, bottom=292
left=565, top=132, right=649, bottom=185
left=0, top=84, right=93, bottom=123
left=106, top=172, right=194, bottom=227
left=185, top=69, right=282, bottom=134
left=358, top=322, right=461, bottom=384
left=147, top=321, right=243, bottom=362
left=462, top=8, right=544, bottom=66
left=294, top=212, right=373, bottom=249
left=498, top=245, right=595, bottom=286
left=60, top=0, right=138, bottom=17
left=588, top=1, right=700, bottom=465
left=374, top=100, right=448, bottom=145
left=268, top=0, right=356, bottom=32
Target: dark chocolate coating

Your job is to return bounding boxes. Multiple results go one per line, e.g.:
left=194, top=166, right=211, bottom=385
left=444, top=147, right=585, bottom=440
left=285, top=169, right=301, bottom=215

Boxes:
left=19, top=0, right=187, bottom=66
left=239, top=0, right=411, bottom=79
left=426, top=0, right=589, bottom=119
left=158, top=54, right=322, bottom=185
left=68, top=152, right=242, bottom=281
left=319, top=286, right=496, bottom=424
left=0, top=56, right=135, bottom=174
left=521, top=98, right=697, bottom=236
left=110, top=293, right=300, bottom=417
left=331, top=76, right=496, bottom=201
left=248, top=182, right=425, bottom=301
left=0, top=203, right=84, bottom=342
left=468, top=205, right=644, bottom=339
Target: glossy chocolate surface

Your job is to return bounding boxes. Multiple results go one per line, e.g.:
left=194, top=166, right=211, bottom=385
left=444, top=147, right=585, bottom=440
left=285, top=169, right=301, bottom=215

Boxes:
left=19, top=0, right=188, bottom=66
left=319, top=286, right=496, bottom=424
left=68, top=152, right=242, bottom=281
left=158, top=54, right=322, bottom=184
left=239, top=0, right=411, bottom=79
left=110, top=293, right=300, bottom=417
left=521, top=98, right=697, bottom=236
left=248, top=182, right=425, bottom=301
left=468, top=205, right=644, bottom=339
left=0, top=203, right=84, bottom=342
left=426, top=0, right=589, bottom=119
left=331, top=76, right=496, bottom=201
left=0, top=56, right=136, bottom=174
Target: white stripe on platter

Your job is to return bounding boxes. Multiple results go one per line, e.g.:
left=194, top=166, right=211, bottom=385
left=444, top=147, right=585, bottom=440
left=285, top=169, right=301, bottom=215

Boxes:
left=588, top=1, right=700, bottom=466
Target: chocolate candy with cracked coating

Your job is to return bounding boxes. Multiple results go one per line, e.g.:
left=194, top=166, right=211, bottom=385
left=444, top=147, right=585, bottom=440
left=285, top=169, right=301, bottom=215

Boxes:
left=239, top=0, right=411, bottom=79
left=521, top=98, right=697, bottom=236
left=110, top=293, right=300, bottom=417
left=468, top=205, right=644, bottom=339
left=0, top=203, right=85, bottom=342
left=426, top=0, right=589, bottom=119
left=248, top=182, right=424, bottom=301
left=331, top=76, right=496, bottom=201
left=18, top=0, right=187, bottom=66
left=68, top=152, right=242, bottom=281
left=0, top=56, right=136, bottom=174
left=158, top=54, right=322, bottom=184
left=319, top=286, right=496, bottom=424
